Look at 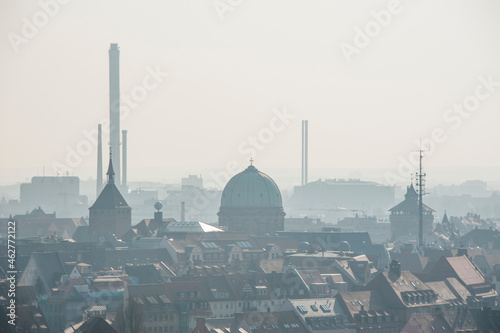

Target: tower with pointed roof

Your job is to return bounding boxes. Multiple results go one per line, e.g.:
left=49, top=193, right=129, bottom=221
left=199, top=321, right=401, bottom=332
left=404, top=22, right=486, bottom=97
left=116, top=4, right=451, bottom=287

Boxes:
left=218, top=163, right=285, bottom=236
left=89, top=154, right=131, bottom=239
left=388, top=183, right=434, bottom=243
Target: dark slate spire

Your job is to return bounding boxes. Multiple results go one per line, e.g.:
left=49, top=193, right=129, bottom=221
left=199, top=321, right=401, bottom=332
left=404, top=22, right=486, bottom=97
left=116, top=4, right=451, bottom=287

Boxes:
left=405, top=183, right=418, bottom=200
left=107, top=150, right=115, bottom=184
left=91, top=151, right=130, bottom=210
left=442, top=211, right=449, bottom=225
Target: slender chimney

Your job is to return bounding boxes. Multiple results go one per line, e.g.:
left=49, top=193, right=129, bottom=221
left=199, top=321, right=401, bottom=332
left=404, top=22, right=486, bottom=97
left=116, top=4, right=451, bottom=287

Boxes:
left=97, top=124, right=103, bottom=196
left=109, top=43, right=121, bottom=186
left=302, top=120, right=308, bottom=186
left=181, top=201, right=185, bottom=222
left=122, top=130, right=127, bottom=189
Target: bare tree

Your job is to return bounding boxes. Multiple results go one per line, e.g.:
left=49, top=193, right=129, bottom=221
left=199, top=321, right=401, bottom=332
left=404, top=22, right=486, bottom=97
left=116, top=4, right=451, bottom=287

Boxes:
left=114, top=296, right=145, bottom=333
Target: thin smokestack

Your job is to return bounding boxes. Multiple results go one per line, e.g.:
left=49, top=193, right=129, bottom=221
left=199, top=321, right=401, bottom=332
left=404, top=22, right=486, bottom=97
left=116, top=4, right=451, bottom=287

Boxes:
left=302, top=120, right=308, bottom=186
left=181, top=202, right=185, bottom=222
left=109, top=43, right=121, bottom=186
left=97, top=124, right=103, bottom=196
left=122, top=130, right=127, bottom=188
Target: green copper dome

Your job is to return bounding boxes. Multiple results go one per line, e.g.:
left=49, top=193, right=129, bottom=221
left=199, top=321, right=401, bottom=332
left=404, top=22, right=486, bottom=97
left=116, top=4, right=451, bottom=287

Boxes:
left=221, top=165, right=283, bottom=208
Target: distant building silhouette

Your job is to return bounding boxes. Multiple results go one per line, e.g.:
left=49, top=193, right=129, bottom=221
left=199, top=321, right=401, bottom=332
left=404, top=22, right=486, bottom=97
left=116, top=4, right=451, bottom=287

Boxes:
left=20, top=176, right=86, bottom=216
left=89, top=154, right=131, bottom=239
left=218, top=164, right=285, bottom=236
left=287, top=178, right=394, bottom=221
left=389, top=183, right=434, bottom=243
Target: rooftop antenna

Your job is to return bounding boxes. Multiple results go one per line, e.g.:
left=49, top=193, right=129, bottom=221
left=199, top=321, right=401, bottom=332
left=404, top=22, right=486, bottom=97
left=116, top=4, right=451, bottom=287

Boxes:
left=412, top=139, right=429, bottom=250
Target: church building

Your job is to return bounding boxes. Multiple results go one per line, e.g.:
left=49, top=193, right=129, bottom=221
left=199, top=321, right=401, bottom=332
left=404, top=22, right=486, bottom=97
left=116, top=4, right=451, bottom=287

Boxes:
left=218, top=163, right=285, bottom=236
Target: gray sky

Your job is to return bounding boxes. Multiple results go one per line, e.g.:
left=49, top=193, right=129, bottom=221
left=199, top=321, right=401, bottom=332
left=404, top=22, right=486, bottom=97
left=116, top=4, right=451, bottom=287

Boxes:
left=1, top=0, right=500, bottom=188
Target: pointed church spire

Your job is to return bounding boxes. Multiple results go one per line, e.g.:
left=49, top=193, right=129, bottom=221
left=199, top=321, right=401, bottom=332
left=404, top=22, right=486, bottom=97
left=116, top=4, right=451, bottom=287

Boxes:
left=442, top=210, right=449, bottom=224
left=107, top=149, right=115, bottom=184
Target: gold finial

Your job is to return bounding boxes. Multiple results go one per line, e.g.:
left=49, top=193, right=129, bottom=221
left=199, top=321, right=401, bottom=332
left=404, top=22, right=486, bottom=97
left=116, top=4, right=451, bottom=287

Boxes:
left=249, top=157, right=254, bottom=166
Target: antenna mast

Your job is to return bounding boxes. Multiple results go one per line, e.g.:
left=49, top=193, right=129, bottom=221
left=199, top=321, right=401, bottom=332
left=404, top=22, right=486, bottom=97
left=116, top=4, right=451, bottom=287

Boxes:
left=414, top=146, right=428, bottom=249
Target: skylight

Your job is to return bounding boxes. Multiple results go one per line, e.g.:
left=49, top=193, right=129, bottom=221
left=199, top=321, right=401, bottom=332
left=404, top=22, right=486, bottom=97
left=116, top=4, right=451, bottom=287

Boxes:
left=201, top=242, right=218, bottom=249
left=297, top=305, right=308, bottom=314
left=320, top=304, right=331, bottom=312
left=236, top=241, right=253, bottom=249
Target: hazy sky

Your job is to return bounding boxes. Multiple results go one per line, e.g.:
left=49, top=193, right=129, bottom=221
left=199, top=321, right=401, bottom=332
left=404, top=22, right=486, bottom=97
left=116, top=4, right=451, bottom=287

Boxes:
left=1, top=0, right=500, bottom=189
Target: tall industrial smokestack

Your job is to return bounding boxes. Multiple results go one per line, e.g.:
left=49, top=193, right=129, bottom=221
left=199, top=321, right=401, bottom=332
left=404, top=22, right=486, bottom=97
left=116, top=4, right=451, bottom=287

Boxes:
left=122, top=130, right=127, bottom=189
left=97, top=124, right=103, bottom=196
left=302, top=120, right=308, bottom=186
left=181, top=202, right=185, bottom=222
left=109, top=43, right=121, bottom=186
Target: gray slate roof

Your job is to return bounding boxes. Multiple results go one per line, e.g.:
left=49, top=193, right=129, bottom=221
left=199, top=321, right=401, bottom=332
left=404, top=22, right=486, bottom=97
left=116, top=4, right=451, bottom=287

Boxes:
left=90, top=183, right=129, bottom=210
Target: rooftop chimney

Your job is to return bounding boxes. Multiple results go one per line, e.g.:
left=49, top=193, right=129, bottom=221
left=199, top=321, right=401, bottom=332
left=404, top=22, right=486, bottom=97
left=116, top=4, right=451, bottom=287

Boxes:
left=457, top=248, right=468, bottom=257
left=389, top=259, right=401, bottom=278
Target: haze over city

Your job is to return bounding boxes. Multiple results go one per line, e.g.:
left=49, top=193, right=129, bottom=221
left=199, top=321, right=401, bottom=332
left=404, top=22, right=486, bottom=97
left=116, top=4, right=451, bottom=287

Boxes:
left=5, top=2, right=500, bottom=333
left=2, top=0, right=500, bottom=189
